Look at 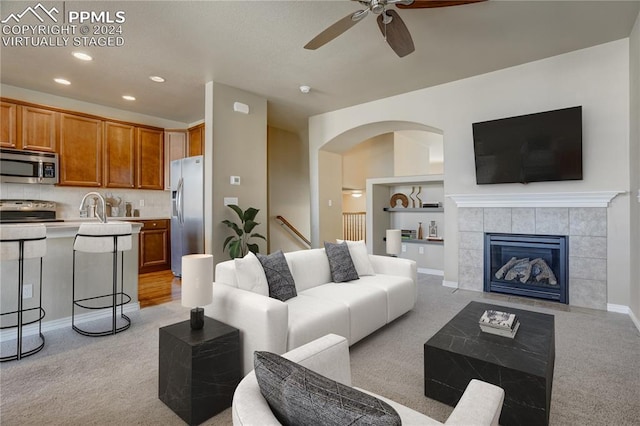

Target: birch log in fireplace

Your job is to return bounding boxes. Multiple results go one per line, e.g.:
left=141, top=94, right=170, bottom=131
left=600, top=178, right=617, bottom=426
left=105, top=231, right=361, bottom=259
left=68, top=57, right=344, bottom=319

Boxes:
left=484, top=233, right=568, bottom=303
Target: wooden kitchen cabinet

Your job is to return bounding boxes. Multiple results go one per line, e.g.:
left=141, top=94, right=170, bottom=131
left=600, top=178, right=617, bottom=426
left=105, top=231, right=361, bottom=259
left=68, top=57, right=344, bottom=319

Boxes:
left=136, top=219, right=171, bottom=273
left=58, top=113, right=103, bottom=187
left=104, top=121, right=136, bottom=188
left=0, top=101, right=18, bottom=148
left=187, top=123, right=204, bottom=157
left=164, top=130, right=187, bottom=190
left=137, top=127, right=164, bottom=190
left=20, top=105, right=57, bottom=152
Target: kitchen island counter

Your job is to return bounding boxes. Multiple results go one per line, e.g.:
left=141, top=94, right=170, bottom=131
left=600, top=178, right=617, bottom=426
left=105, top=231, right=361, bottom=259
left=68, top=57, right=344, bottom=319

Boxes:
left=1, top=221, right=141, bottom=334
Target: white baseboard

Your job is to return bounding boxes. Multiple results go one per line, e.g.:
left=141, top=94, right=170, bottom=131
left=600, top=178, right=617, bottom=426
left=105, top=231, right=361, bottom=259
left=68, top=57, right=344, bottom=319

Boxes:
left=418, top=268, right=444, bottom=276
left=607, top=303, right=629, bottom=314
left=442, top=280, right=459, bottom=288
left=0, top=303, right=140, bottom=341
left=628, top=308, right=640, bottom=333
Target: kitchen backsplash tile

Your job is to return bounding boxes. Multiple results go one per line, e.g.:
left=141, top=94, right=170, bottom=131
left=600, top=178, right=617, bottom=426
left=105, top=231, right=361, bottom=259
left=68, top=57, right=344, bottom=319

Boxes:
left=0, top=183, right=171, bottom=219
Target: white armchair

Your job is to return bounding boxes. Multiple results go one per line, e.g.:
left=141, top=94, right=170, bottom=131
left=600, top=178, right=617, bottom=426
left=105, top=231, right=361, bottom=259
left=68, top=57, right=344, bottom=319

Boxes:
left=232, top=334, right=505, bottom=426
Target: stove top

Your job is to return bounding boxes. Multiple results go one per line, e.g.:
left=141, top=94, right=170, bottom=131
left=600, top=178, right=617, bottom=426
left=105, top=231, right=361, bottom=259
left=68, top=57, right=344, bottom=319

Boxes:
left=0, top=199, right=59, bottom=223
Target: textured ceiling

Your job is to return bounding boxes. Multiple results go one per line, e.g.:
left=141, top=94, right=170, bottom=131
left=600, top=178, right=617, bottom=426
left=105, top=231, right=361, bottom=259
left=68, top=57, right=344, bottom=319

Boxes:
left=1, top=1, right=638, bottom=133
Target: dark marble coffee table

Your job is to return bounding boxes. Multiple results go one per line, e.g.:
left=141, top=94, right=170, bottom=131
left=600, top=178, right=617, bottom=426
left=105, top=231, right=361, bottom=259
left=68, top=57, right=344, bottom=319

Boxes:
left=424, top=301, right=555, bottom=426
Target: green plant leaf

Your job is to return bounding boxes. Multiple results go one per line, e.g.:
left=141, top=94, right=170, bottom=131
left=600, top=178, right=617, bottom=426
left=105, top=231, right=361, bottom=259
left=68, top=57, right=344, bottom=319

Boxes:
left=229, top=240, right=242, bottom=259
left=243, top=207, right=259, bottom=222
left=222, top=220, right=243, bottom=236
left=244, top=219, right=259, bottom=233
left=222, top=235, right=235, bottom=251
left=228, top=204, right=244, bottom=221
left=250, top=233, right=267, bottom=240
left=247, top=243, right=259, bottom=254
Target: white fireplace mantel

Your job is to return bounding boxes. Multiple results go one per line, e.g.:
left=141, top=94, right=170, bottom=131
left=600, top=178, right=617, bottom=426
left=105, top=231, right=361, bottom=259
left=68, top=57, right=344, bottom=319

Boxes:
left=447, top=191, right=625, bottom=208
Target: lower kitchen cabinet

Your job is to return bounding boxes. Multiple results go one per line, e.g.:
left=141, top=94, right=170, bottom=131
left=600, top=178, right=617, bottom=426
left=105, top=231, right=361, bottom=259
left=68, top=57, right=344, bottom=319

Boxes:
left=135, top=219, right=171, bottom=273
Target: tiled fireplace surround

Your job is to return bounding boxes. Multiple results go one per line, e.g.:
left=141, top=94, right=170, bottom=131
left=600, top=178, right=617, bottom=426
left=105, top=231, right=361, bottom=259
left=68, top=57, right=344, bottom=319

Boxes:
left=457, top=206, right=608, bottom=310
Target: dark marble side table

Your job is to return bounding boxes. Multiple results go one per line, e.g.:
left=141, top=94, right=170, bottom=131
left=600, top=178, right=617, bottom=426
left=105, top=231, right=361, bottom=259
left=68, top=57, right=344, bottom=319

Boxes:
left=159, top=316, right=240, bottom=425
left=424, top=301, right=555, bottom=426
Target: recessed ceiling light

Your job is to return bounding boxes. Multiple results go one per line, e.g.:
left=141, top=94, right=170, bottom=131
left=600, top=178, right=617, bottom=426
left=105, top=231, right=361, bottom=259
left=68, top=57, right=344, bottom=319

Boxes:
left=122, top=95, right=136, bottom=101
left=72, top=52, right=93, bottom=61
left=149, top=76, right=165, bottom=83
left=299, top=85, right=311, bottom=94
left=54, top=78, right=71, bottom=85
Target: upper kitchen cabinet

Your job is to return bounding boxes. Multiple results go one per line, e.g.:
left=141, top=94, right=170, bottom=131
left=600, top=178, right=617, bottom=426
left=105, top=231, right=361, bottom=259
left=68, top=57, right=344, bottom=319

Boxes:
left=0, top=101, right=18, bottom=148
left=164, top=130, right=187, bottom=190
left=136, top=127, right=164, bottom=190
left=58, top=113, right=103, bottom=187
left=187, top=123, right=204, bottom=157
left=104, top=121, right=136, bottom=188
left=20, top=106, right=57, bottom=152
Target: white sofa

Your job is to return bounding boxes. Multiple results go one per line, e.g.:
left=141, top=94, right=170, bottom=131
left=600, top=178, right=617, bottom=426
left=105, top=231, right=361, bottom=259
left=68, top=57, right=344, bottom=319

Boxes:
left=232, top=334, right=505, bottom=425
left=206, top=247, right=417, bottom=375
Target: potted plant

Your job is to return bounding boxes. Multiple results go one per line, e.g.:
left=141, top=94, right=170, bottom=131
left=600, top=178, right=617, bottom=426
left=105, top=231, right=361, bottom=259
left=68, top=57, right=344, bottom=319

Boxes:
left=222, top=204, right=266, bottom=259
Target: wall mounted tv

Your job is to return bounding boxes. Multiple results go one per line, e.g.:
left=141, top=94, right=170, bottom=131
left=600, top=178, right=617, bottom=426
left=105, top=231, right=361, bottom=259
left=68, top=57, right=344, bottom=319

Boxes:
left=472, top=106, right=583, bottom=184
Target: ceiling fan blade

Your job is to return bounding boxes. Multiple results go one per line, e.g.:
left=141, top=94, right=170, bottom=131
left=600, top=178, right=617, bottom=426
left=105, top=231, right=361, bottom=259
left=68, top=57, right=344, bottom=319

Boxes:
left=377, top=10, right=415, bottom=58
left=396, top=0, right=486, bottom=9
left=304, top=11, right=366, bottom=50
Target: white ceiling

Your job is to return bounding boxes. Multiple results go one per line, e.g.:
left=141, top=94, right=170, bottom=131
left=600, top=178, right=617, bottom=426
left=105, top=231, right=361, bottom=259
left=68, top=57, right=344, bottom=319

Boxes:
left=1, top=1, right=638, bottom=133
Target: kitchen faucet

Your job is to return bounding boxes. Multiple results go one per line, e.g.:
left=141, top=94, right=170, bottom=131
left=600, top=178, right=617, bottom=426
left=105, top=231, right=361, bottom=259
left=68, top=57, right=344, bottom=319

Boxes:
left=79, top=192, right=108, bottom=223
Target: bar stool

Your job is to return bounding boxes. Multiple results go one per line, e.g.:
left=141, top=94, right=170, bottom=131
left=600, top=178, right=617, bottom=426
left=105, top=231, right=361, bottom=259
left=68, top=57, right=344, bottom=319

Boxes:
left=72, top=222, right=132, bottom=337
left=0, top=224, right=47, bottom=362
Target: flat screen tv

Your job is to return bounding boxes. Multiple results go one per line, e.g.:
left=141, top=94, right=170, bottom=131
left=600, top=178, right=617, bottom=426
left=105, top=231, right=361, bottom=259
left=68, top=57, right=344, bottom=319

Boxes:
left=472, top=106, right=583, bottom=184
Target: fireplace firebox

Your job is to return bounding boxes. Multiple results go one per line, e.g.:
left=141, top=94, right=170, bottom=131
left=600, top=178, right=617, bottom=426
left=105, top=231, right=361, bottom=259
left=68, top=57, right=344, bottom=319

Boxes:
left=484, top=233, right=568, bottom=304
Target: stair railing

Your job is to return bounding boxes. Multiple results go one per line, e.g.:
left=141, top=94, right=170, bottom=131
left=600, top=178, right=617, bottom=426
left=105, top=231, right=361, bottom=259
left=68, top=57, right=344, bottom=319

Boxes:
left=275, top=215, right=311, bottom=248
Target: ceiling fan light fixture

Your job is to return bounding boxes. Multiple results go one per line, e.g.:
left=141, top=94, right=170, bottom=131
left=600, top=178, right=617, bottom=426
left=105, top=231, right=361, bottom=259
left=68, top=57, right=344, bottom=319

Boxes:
left=370, top=0, right=385, bottom=14
left=351, top=9, right=369, bottom=21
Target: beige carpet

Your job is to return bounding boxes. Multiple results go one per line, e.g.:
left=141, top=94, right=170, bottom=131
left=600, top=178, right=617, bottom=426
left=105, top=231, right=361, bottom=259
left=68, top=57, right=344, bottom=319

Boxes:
left=1, top=275, right=639, bottom=425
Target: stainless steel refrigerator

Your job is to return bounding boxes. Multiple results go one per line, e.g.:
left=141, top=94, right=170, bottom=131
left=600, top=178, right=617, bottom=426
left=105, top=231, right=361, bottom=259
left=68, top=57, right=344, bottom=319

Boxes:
left=171, top=156, right=204, bottom=277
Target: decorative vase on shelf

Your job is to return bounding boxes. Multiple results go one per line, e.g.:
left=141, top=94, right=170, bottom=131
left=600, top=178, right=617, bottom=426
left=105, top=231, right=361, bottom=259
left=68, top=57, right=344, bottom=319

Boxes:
left=429, top=220, right=438, bottom=238
left=417, top=222, right=424, bottom=240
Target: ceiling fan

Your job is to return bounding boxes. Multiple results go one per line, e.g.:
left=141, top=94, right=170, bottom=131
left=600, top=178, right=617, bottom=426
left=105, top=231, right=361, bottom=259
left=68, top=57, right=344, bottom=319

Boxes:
left=304, top=0, right=486, bottom=58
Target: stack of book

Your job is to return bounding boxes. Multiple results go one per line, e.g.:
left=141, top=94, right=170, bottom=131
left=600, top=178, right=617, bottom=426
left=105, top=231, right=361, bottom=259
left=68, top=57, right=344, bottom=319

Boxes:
left=479, top=309, right=520, bottom=338
left=401, top=230, right=417, bottom=240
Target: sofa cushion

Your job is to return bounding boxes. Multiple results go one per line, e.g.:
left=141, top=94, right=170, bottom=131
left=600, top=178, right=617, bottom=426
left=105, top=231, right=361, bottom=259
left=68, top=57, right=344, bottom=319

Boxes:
left=257, top=251, right=297, bottom=302
left=324, top=241, right=359, bottom=283
left=234, top=252, right=269, bottom=296
left=285, top=248, right=332, bottom=292
left=254, top=351, right=401, bottom=426
left=302, top=283, right=387, bottom=344
left=285, top=295, right=350, bottom=350
left=355, top=274, right=416, bottom=323
left=337, top=239, right=375, bottom=276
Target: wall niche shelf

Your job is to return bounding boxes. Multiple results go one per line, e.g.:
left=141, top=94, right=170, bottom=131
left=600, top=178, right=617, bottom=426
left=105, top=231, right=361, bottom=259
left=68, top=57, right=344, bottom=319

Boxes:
left=403, top=238, right=444, bottom=245
left=366, top=174, right=445, bottom=272
left=384, top=207, right=444, bottom=213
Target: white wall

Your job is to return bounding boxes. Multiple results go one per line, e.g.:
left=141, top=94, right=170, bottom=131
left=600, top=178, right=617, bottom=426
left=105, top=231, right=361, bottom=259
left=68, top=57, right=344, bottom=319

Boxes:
left=310, top=39, right=634, bottom=307
left=342, top=133, right=394, bottom=190
left=268, top=126, right=310, bottom=252
left=394, top=130, right=444, bottom=175
left=206, top=82, right=267, bottom=263
left=628, top=12, right=640, bottom=323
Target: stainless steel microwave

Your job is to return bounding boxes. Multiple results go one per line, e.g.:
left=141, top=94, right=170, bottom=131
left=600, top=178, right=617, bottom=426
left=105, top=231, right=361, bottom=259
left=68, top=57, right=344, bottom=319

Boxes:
left=0, top=148, right=59, bottom=184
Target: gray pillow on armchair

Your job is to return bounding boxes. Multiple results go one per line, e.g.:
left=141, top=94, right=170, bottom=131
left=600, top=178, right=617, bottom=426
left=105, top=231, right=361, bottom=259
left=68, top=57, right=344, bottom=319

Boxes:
left=254, top=351, right=401, bottom=426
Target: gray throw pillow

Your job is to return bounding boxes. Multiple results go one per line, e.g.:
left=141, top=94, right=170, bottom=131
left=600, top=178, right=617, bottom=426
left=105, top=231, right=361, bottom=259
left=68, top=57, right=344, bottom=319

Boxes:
left=256, top=251, right=297, bottom=301
left=324, top=241, right=359, bottom=283
left=254, top=351, right=401, bottom=426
